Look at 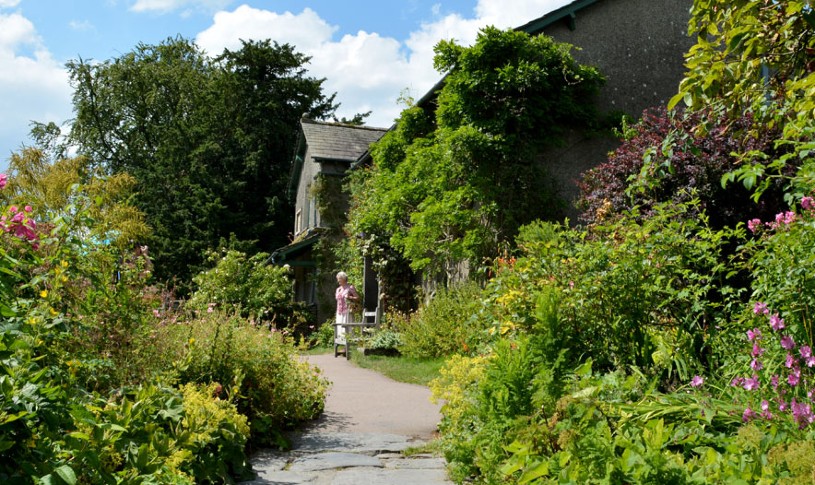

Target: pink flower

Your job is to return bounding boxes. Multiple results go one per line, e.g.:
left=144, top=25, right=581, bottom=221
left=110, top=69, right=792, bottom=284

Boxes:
left=754, top=302, right=769, bottom=315
left=786, top=353, right=796, bottom=368
left=779, top=399, right=789, bottom=412
left=742, top=407, right=757, bottom=422
left=153, top=309, right=160, bottom=317
left=24, top=205, right=32, bottom=213
left=781, top=335, right=796, bottom=350
left=751, top=343, right=766, bottom=357
left=807, top=356, right=815, bottom=368
left=784, top=211, right=797, bottom=224
left=731, top=376, right=745, bottom=387
left=743, top=375, right=760, bottom=391
left=789, top=368, right=801, bottom=387
left=771, top=375, right=780, bottom=389
left=9, top=206, right=17, bottom=214
left=761, top=399, right=773, bottom=419
left=0, top=174, right=6, bottom=189
left=802, top=346, right=813, bottom=359
left=770, top=313, right=785, bottom=331
left=791, top=399, right=815, bottom=428
left=747, top=218, right=762, bottom=233
left=747, top=328, right=762, bottom=341
left=750, top=359, right=763, bottom=371
left=690, top=375, right=704, bottom=388
left=802, top=196, right=815, bottom=210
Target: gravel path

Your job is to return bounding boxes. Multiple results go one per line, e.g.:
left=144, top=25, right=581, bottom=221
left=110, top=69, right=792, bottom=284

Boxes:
left=240, top=353, right=453, bottom=484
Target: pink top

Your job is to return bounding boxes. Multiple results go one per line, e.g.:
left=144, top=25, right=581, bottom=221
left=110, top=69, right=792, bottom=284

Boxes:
left=335, top=284, right=358, bottom=314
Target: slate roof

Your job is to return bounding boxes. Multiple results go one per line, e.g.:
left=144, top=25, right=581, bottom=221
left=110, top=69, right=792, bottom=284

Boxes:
left=301, top=118, right=388, bottom=163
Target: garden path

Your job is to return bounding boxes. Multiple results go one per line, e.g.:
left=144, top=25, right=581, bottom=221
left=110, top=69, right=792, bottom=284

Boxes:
left=240, top=353, right=452, bottom=484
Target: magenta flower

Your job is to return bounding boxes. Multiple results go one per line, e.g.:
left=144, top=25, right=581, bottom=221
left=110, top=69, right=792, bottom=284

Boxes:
left=747, top=328, right=762, bottom=341
left=770, top=313, right=785, bottom=331
left=803, top=196, right=815, bottom=210
left=791, top=399, right=815, bottom=428
left=802, top=346, right=813, bottom=359
left=751, top=343, right=766, bottom=357
left=747, top=218, right=762, bottom=233
left=690, top=375, right=704, bottom=388
left=786, top=353, right=796, bottom=368
left=743, top=375, right=760, bottom=391
left=784, top=211, right=797, bottom=225
left=779, top=399, right=789, bottom=412
left=754, top=302, right=769, bottom=315
left=750, top=359, right=763, bottom=371
left=771, top=375, right=780, bottom=389
left=24, top=205, right=32, bottom=213
left=0, top=173, right=6, bottom=189
left=789, top=368, right=801, bottom=387
left=807, top=356, right=815, bottom=367
left=761, top=399, right=773, bottom=419
left=742, top=407, right=757, bottom=422
left=781, top=335, right=796, bottom=350
left=731, top=376, right=745, bottom=387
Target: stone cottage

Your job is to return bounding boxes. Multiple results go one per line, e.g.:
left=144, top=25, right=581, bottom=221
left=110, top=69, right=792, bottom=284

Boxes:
left=271, top=117, right=387, bottom=322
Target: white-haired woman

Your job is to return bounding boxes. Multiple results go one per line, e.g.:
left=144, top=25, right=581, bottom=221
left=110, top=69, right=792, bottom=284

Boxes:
left=335, top=271, right=359, bottom=327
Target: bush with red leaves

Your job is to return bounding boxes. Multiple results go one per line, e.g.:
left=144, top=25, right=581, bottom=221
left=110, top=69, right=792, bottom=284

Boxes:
left=577, top=109, right=794, bottom=229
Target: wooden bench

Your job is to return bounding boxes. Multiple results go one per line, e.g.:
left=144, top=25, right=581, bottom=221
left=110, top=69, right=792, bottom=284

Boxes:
left=333, top=310, right=380, bottom=359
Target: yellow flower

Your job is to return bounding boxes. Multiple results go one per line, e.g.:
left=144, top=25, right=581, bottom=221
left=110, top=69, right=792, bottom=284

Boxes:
left=60, top=260, right=69, bottom=268
left=40, top=289, right=48, bottom=298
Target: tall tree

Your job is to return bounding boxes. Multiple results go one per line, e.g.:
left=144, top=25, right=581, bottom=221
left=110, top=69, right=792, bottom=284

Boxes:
left=67, top=37, right=336, bottom=290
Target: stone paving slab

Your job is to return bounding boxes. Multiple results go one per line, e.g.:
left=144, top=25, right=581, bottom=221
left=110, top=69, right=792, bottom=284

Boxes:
left=239, top=353, right=453, bottom=485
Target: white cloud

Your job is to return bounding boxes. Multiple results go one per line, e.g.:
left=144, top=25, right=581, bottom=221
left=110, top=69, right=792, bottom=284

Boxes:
left=0, top=13, right=72, bottom=161
left=130, top=0, right=231, bottom=14
left=69, top=19, right=95, bottom=32
left=475, top=0, right=572, bottom=29
left=0, top=0, right=20, bottom=9
left=197, top=5, right=336, bottom=56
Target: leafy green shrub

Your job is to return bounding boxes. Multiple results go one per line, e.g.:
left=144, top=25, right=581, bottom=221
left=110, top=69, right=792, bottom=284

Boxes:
left=158, top=311, right=328, bottom=445
left=314, top=319, right=336, bottom=348
left=188, top=249, right=304, bottom=327
left=365, top=328, right=402, bottom=350
left=398, top=281, right=486, bottom=358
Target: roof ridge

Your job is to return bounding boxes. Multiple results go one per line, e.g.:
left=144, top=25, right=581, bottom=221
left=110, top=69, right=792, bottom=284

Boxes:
left=300, top=116, right=389, bottom=132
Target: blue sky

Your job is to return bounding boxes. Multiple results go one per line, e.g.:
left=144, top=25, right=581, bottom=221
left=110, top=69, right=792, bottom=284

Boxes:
left=0, top=0, right=571, bottom=168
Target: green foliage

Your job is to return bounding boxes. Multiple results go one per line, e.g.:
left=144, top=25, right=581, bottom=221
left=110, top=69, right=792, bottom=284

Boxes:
left=672, top=0, right=815, bottom=201
left=0, top=161, right=326, bottom=480
left=67, top=37, right=336, bottom=291
left=397, top=281, right=486, bottom=358
left=188, top=249, right=301, bottom=326
left=158, top=311, right=328, bottom=446
left=347, top=27, right=602, bottom=284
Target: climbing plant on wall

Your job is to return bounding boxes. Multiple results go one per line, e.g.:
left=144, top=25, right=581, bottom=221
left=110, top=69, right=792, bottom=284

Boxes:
left=346, top=26, right=604, bottom=288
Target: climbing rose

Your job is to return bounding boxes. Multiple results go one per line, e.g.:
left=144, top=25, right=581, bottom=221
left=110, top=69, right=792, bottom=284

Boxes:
left=747, top=218, right=762, bottom=233
left=0, top=173, right=6, bottom=189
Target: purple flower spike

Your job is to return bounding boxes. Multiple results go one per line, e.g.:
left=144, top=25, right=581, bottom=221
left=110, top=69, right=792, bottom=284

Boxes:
left=690, top=375, right=704, bottom=388
left=781, top=335, right=796, bottom=350
left=770, top=313, right=785, bottom=331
